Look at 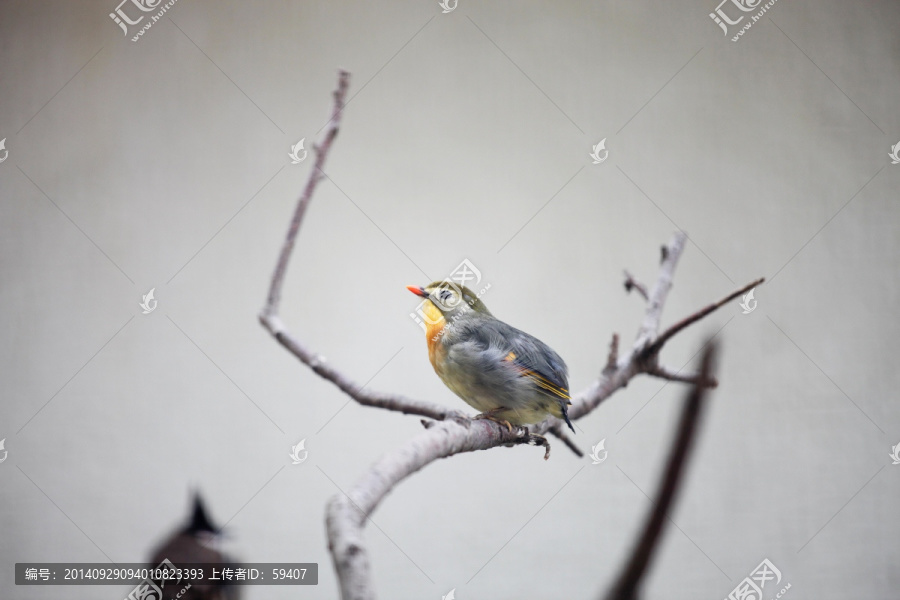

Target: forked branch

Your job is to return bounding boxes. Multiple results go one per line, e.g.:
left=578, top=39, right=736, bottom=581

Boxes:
left=260, top=72, right=759, bottom=600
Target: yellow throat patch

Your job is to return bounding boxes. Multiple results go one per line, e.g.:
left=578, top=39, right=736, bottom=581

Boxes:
left=422, top=300, right=447, bottom=367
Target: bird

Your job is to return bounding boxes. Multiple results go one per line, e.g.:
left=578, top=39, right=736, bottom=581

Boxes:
left=148, top=493, right=241, bottom=600
left=407, top=281, right=575, bottom=433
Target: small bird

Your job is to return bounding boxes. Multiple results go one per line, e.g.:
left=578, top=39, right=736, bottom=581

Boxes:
left=148, top=493, right=241, bottom=600
left=408, top=281, right=575, bottom=433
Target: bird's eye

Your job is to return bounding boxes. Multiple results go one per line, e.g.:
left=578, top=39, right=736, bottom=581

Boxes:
left=434, top=286, right=461, bottom=309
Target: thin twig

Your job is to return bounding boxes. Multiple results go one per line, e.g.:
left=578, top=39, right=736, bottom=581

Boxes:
left=635, top=233, right=687, bottom=349
left=647, top=277, right=764, bottom=356
left=266, top=318, right=464, bottom=420
left=258, top=71, right=458, bottom=423
left=646, top=364, right=718, bottom=388
left=263, top=70, right=349, bottom=318
left=623, top=270, right=649, bottom=301
left=548, top=423, right=585, bottom=458
left=603, top=342, right=716, bottom=600
left=603, top=333, right=620, bottom=377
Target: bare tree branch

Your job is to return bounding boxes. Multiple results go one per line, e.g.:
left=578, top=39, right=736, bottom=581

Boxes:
left=263, top=71, right=349, bottom=318
left=603, top=342, right=716, bottom=600
left=258, top=71, right=463, bottom=424
left=635, top=232, right=686, bottom=348
left=326, top=419, right=545, bottom=600
left=646, top=364, right=718, bottom=388
left=260, top=73, right=759, bottom=599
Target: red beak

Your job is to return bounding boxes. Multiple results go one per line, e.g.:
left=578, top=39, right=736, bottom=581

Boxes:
left=407, top=285, right=427, bottom=298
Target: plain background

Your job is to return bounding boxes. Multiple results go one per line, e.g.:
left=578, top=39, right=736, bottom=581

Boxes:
left=1, top=0, right=899, bottom=598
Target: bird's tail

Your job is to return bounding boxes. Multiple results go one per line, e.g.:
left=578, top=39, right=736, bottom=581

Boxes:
left=561, top=402, right=575, bottom=433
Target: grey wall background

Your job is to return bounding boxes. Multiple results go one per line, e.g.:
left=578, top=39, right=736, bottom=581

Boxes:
left=1, top=0, right=899, bottom=598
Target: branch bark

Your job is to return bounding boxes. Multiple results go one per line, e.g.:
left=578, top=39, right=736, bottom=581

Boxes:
left=260, top=72, right=760, bottom=599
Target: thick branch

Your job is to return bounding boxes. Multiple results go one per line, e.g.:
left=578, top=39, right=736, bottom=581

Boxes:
left=603, top=342, right=715, bottom=600
left=326, top=420, right=541, bottom=600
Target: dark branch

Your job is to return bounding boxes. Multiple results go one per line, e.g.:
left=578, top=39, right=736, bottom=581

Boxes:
left=603, top=342, right=716, bottom=600
left=623, top=270, right=649, bottom=301
left=647, top=277, right=764, bottom=357
left=548, top=423, right=585, bottom=458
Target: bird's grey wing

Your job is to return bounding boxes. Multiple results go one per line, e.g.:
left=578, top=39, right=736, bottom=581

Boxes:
left=455, top=319, right=570, bottom=401
left=503, top=328, right=570, bottom=401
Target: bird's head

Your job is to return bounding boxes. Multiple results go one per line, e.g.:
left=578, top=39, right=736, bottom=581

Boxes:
left=186, top=492, right=222, bottom=541
left=407, top=281, right=492, bottom=319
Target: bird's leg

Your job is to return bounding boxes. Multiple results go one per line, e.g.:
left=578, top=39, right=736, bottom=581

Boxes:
left=522, top=427, right=549, bottom=447
left=474, top=408, right=514, bottom=433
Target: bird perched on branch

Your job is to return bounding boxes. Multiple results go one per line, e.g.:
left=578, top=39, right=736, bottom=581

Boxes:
left=408, top=281, right=574, bottom=433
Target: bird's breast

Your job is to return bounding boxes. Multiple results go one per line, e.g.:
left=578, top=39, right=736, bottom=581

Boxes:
left=421, top=300, right=447, bottom=372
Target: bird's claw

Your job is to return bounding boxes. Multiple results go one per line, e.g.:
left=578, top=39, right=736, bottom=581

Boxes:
left=474, top=412, right=514, bottom=433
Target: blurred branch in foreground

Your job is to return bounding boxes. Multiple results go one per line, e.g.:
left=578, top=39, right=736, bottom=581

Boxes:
left=603, top=342, right=716, bottom=600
